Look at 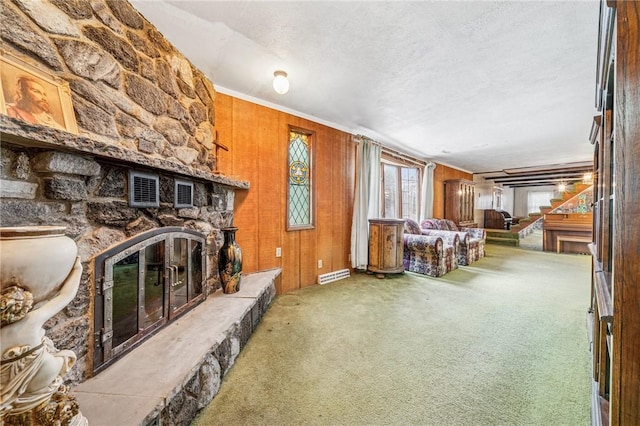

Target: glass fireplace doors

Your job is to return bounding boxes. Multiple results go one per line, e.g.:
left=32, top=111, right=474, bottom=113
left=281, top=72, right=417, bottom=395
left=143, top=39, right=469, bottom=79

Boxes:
left=94, top=228, right=206, bottom=373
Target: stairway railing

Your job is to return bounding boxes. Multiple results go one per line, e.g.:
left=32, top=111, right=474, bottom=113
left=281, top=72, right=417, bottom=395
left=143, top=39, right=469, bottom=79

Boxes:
left=515, top=184, right=593, bottom=239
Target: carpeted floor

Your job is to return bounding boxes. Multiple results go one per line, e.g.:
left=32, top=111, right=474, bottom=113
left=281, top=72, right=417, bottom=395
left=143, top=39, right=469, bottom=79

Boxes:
left=192, top=245, right=592, bottom=426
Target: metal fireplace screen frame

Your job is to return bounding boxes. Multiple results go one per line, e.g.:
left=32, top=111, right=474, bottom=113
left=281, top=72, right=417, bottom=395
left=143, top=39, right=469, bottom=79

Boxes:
left=93, top=227, right=206, bottom=374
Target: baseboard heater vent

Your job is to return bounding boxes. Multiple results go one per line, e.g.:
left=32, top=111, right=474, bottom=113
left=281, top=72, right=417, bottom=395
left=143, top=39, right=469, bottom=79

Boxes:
left=317, top=268, right=350, bottom=285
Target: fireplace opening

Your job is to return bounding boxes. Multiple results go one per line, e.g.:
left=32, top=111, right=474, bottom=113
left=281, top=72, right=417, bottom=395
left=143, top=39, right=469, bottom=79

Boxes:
left=93, top=227, right=207, bottom=373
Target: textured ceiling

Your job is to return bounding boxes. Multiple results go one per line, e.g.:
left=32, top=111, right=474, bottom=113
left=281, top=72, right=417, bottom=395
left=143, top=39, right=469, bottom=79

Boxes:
left=131, top=0, right=600, bottom=174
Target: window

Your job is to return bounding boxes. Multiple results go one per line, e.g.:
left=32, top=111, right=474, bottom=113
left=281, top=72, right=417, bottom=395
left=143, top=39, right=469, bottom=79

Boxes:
left=287, top=128, right=314, bottom=229
left=94, top=228, right=205, bottom=373
left=382, top=161, right=420, bottom=220
left=527, top=190, right=554, bottom=214
left=383, top=164, right=398, bottom=217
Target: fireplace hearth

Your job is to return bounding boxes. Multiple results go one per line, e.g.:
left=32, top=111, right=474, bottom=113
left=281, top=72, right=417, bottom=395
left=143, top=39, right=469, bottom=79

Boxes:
left=75, top=269, right=279, bottom=426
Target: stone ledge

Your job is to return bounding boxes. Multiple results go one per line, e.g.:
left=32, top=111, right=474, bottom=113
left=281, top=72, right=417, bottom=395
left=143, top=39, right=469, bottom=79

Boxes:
left=74, top=268, right=280, bottom=426
left=0, top=115, right=249, bottom=190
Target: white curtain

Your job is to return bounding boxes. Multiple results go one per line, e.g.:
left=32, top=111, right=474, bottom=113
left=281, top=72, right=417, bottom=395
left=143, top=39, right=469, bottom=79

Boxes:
left=527, top=190, right=554, bottom=214
left=350, top=137, right=381, bottom=270
left=419, top=162, right=436, bottom=222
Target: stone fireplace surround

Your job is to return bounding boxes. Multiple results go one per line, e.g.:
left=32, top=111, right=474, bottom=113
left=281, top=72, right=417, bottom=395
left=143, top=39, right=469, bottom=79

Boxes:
left=0, top=113, right=248, bottom=370
left=1, top=116, right=281, bottom=425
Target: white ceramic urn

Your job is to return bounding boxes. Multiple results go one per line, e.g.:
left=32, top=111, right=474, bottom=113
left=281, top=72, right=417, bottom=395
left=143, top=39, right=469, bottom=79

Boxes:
left=0, top=226, right=78, bottom=305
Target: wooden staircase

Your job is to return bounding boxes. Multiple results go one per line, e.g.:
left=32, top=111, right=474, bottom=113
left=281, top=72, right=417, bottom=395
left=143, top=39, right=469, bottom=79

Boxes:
left=486, top=183, right=593, bottom=246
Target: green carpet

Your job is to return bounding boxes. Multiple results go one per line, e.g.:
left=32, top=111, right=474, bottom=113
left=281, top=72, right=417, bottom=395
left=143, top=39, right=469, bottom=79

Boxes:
left=192, top=245, right=592, bottom=425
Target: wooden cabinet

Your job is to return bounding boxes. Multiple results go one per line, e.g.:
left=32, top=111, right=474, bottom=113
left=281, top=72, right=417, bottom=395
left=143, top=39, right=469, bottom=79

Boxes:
left=444, top=179, right=477, bottom=228
left=542, top=213, right=592, bottom=254
left=368, top=219, right=404, bottom=278
left=589, top=2, right=640, bottom=425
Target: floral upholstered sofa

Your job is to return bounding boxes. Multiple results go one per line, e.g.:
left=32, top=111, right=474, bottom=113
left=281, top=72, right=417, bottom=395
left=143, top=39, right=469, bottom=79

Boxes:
left=405, top=218, right=468, bottom=267
left=420, top=218, right=486, bottom=266
left=403, top=220, right=458, bottom=277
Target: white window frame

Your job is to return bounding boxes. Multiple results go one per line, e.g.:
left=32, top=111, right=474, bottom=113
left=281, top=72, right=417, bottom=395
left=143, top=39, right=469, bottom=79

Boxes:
left=380, top=159, right=422, bottom=220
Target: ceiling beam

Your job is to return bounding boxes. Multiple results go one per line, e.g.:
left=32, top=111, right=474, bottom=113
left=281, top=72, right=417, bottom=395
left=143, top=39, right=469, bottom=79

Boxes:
left=490, top=173, right=587, bottom=184
left=507, top=181, right=585, bottom=188
left=482, top=166, right=591, bottom=177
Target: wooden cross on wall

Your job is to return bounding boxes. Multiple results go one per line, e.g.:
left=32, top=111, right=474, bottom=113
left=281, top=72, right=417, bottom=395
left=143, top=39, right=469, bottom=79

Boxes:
left=212, top=129, right=229, bottom=174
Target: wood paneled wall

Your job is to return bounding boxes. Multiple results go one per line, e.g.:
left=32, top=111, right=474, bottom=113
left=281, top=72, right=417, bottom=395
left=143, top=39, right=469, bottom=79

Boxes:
left=215, top=93, right=471, bottom=293
left=214, top=93, right=355, bottom=294
left=432, top=164, right=473, bottom=219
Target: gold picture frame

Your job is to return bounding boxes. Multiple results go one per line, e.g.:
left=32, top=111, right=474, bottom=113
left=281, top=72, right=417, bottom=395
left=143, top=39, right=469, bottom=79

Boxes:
left=0, top=51, right=78, bottom=134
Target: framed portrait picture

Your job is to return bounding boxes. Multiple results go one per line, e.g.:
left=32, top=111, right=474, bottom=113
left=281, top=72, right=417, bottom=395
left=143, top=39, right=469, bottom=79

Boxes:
left=0, top=50, right=78, bottom=134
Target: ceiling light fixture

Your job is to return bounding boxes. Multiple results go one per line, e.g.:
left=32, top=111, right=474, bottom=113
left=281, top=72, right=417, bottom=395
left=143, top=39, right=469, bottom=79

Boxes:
left=273, top=70, right=289, bottom=94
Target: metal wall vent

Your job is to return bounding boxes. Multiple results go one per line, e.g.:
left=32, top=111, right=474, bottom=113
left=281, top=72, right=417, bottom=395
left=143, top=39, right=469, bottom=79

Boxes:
left=317, top=269, right=350, bottom=285
left=175, top=179, right=194, bottom=208
left=129, top=171, right=159, bottom=208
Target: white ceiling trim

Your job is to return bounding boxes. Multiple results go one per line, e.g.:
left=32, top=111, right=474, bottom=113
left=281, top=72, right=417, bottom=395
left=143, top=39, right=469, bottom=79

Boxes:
left=214, top=85, right=355, bottom=138
left=215, top=85, right=445, bottom=166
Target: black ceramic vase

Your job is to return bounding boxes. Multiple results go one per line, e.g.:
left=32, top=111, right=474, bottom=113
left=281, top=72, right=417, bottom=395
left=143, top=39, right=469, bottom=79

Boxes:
left=219, top=227, right=242, bottom=293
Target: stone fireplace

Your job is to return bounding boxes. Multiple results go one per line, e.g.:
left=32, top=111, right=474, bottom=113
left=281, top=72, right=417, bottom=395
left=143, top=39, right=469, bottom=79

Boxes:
left=1, top=1, right=279, bottom=424
left=0, top=135, right=245, bottom=382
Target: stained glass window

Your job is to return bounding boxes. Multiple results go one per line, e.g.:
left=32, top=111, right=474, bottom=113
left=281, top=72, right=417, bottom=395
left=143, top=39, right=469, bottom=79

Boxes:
left=288, top=129, right=313, bottom=228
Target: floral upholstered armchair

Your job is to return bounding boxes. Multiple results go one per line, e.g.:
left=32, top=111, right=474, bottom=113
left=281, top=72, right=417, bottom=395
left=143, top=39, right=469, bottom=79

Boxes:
left=403, top=220, right=458, bottom=277
left=420, top=219, right=486, bottom=266
left=405, top=218, right=468, bottom=266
